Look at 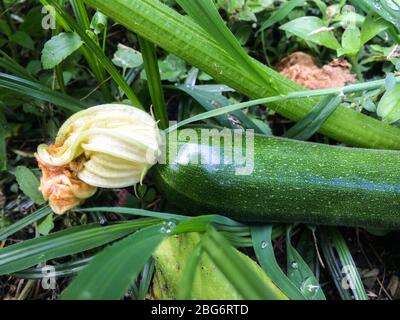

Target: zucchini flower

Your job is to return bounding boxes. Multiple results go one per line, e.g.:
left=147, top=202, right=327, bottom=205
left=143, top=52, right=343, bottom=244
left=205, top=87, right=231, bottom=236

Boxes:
left=36, top=104, right=162, bottom=214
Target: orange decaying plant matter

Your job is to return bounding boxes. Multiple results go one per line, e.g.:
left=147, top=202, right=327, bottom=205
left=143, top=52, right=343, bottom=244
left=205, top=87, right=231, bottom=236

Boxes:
left=36, top=152, right=97, bottom=215
left=276, top=52, right=356, bottom=89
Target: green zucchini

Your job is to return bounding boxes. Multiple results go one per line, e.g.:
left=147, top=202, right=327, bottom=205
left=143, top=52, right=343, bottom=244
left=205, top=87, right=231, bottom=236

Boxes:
left=152, top=130, right=400, bottom=229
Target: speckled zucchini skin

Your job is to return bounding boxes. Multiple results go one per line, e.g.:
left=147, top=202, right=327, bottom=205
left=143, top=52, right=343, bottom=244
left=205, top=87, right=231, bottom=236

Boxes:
left=152, top=131, right=400, bottom=229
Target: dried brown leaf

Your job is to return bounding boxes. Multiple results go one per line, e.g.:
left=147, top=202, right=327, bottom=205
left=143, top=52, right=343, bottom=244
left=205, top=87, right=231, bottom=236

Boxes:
left=277, top=52, right=356, bottom=89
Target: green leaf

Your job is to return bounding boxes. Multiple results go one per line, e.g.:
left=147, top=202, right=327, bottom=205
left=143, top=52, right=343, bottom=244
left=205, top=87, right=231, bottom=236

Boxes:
left=259, top=0, right=305, bottom=32
left=0, top=219, right=158, bottom=275
left=37, top=213, right=54, bottom=236
left=154, top=232, right=241, bottom=299
left=170, top=84, right=271, bottom=134
left=320, top=227, right=368, bottom=300
left=12, top=257, right=91, bottom=279
left=15, top=166, right=45, bottom=205
left=138, top=36, right=168, bottom=129
left=361, top=13, right=390, bottom=45
left=385, top=73, right=397, bottom=91
left=90, top=11, right=108, bottom=34
left=251, top=225, right=306, bottom=300
left=9, top=31, right=35, bottom=50
left=41, top=0, right=143, bottom=108
left=377, top=84, right=400, bottom=123
left=280, top=16, right=341, bottom=50
left=360, top=0, right=400, bottom=31
left=80, top=206, right=245, bottom=229
left=0, top=73, right=87, bottom=112
left=0, top=206, right=52, bottom=241
left=338, top=27, right=361, bottom=57
left=112, top=44, right=143, bottom=70
left=61, top=223, right=167, bottom=300
left=176, top=242, right=204, bottom=299
left=202, top=226, right=288, bottom=300
left=133, top=259, right=155, bottom=300
left=176, top=0, right=269, bottom=85
left=286, top=226, right=325, bottom=300
left=41, top=32, right=83, bottom=69
left=284, top=95, right=342, bottom=141
left=156, top=54, right=186, bottom=82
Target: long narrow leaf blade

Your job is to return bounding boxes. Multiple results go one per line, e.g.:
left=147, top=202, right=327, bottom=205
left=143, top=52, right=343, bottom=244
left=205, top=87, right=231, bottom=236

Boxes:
left=259, top=0, right=306, bottom=33
left=286, top=226, right=325, bottom=300
left=0, top=206, right=52, bottom=241
left=203, top=226, right=288, bottom=300
left=0, top=219, right=158, bottom=275
left=0, top=73, right=87, bottom=112
left=138, top=36, right=168, bottom=129
left=319, top=227, right=368, bottom=300
left=176, top=0, right=267, bottom=85
left=251, top=225, right=305, bottom=300
left=284, top=95, right=342, bottom=140
left=61, top=223, right=167, bottom=300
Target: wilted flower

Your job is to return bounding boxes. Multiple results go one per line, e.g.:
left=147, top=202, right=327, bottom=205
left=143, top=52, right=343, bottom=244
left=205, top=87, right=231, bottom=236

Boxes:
left=36, top=104, right=163, bottom=214
left=36, top=156, right=97, bottom=215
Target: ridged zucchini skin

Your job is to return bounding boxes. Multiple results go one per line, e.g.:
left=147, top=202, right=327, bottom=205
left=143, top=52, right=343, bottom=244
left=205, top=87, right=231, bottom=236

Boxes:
left=152, top=131, right=400, bottom=229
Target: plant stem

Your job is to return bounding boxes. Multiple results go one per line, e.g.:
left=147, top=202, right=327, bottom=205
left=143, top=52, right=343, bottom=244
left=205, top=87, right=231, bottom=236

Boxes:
left=54, top=1, right=67, bottom=93
left=167, top=76, right=400, bottom=133
left=349, top=56, right=364, bottom=82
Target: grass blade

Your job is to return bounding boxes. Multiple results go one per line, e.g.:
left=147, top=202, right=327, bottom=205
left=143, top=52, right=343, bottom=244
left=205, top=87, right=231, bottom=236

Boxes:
left=12, top=257, right=91, bottom=279
left=0, top=72, right=87, bottom=112
left=0, top=108, right=7, bottom=171
left=319, top=227, right=368, bottom=300
left=251, top=225, right=306, bottom=300
left=0, top=206, right=52, bottom=241
left=286, top=225, right=325, bottom=300
left=202, top=226, right=288, bottom=300
left=135, top=258, right=155, bottom=300
left=138, top=35, right=168, bottom=129
left=176, top=243, right=203, bottom=299
left=258, top=0, right=306, bottom=33
left=61, top=223, right=167, bottom=300
left=79, top=206, right=244, bottom=228
left=176, top=0, right=267, bottom=85
left=170, top=84, right=267, bottom=133
left=0, top=51, right=36, bottom=80
left=284, top=95, right=342, bottom=140
left=0, top=218, right=159, bottom=275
